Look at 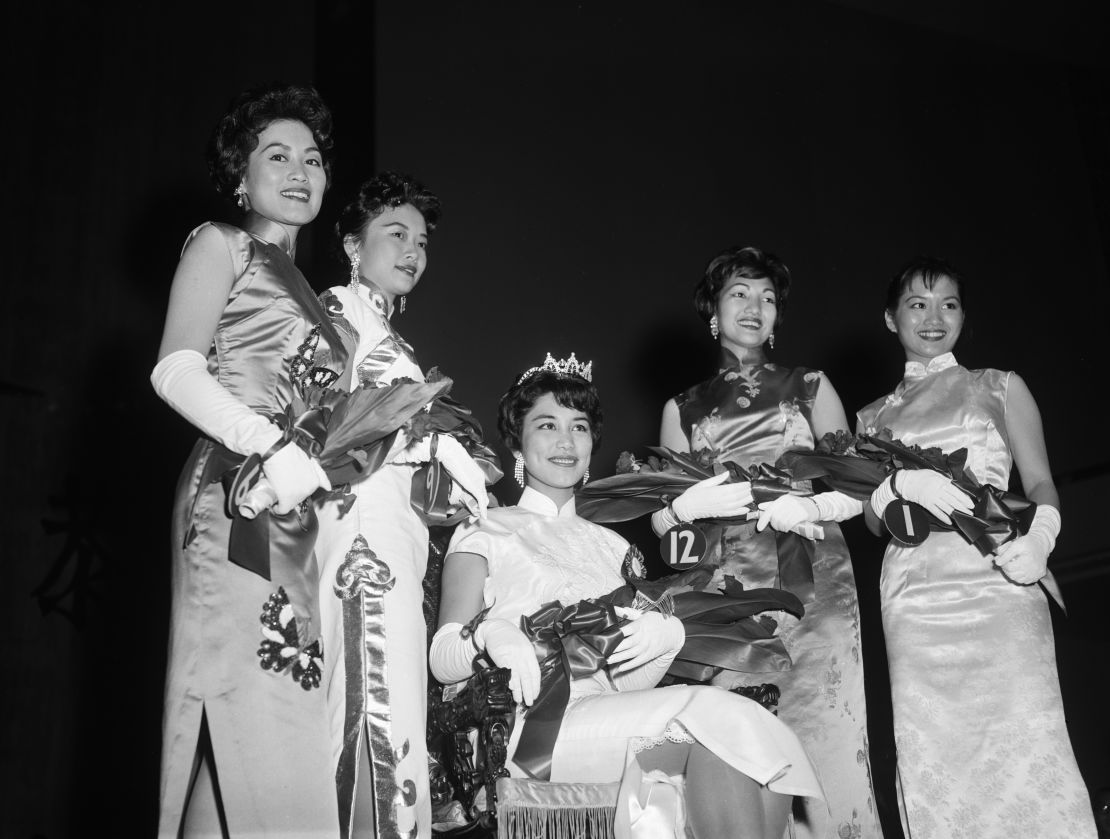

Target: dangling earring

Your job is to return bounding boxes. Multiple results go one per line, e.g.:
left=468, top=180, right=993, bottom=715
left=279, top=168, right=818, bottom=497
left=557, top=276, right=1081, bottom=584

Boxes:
left=768, top=332, right=775, bottom=349
left=709, top=315, right=719, bottom=339
left=348, top=253, right=361, bottom=294
left=581, top=469, right=589, bottom=486
left=400, top=295, right=407, bottom=314
left=234, top=184, right=247, bottom=210
left=513, top=453, right=525, bottom=487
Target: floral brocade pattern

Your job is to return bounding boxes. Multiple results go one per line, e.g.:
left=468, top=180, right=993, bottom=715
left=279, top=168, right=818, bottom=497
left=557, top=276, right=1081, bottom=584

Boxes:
left=677, top=361, right=883, bottom=838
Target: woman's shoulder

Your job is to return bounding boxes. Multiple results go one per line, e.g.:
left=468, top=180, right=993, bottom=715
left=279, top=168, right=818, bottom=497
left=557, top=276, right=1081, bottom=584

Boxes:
left=446, top=505, right=536, bottom=556
left=180, top=221, right=253, bottom=272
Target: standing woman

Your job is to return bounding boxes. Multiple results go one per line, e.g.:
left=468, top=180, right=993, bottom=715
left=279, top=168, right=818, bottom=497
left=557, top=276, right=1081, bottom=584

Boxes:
left=857, top=257, right=1095, bottom=838
left=314, top=172, right=493, bottom=839
left=151, top=84, right=345, bottom=837
left=655, top=246, right=882, bottom=838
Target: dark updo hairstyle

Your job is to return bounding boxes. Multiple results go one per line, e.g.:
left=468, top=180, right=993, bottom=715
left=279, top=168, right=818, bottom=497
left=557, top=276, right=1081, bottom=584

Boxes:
left=207, top=83, right=334, bottom=201
left=693, top=246, right=792, bottom=327
left=885, top=256, right=967, bottom=314
left=335, top=172, right=442, bottom=266
left=498, top=369, right=603, bottom=454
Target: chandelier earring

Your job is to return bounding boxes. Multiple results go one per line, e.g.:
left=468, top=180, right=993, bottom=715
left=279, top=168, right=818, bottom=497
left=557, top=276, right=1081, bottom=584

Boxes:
left=768, top=332, right=775, bottom=349
left=400, top=295, right=407, bottom=314
left=513, top=453, right=525, bottom=488
left=234, top=184, right=247, bottom=210
left=348, top=253, right=361, bottom=294
left=581, top=469, right=589, bottom=486
left=709, top=315, right=719, bottom=339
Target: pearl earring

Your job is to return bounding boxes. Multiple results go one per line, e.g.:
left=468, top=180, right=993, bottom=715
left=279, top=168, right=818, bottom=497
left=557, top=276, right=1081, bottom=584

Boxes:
left=348, top=253, right=361, bottom=294
left=709, top=315, right=719, bottom=339
left=234, top=184, right=247, bottom=210
left=514, top=453, right=525, bottom=487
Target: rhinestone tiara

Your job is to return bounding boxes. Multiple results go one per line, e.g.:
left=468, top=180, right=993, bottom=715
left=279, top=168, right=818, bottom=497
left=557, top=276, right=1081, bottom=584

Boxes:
left=516, top=352, right=594, bottom=385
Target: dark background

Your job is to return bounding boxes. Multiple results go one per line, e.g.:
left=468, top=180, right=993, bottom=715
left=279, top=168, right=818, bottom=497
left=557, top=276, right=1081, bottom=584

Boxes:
left=3, top=1, right=1108, bottom=836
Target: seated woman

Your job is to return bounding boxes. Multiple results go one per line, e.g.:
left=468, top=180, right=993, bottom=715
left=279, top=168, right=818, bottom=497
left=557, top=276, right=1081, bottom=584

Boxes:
left=430, top=354, right=824, bottom=839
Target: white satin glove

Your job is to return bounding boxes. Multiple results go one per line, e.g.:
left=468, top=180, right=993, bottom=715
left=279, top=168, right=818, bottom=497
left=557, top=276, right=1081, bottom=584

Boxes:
left=474, top=618, right=541, bottom=707
left=651, top=472, right=753, bottom=535
left=151, top=349, right=282, bottom=456
left=995, top=506, right=1060, bottom=585
left=608, top=609, right=685, bottom=674
left=261, top=442, right=331, bottom=515
left=434, top=434, right=490, bottom=521
left=756, top=494, right=819, bottom=533
left=870, top=470, right=973, bottom=524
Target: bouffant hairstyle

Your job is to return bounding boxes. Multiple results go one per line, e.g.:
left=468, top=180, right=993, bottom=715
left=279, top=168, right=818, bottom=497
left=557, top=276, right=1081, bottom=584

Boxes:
left=335, top=172, right=442, bottom=263
left=885, top=256, right=967, bottom=313
left=693, top=245, right=792, bottom=327
left=207, top=83, right=334, bottom=200
left=497, top=369, right=603, bottom=454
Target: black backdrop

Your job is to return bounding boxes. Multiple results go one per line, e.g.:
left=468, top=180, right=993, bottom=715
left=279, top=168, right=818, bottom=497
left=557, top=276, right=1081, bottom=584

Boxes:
left=4, top=2, right=1108, bottom=836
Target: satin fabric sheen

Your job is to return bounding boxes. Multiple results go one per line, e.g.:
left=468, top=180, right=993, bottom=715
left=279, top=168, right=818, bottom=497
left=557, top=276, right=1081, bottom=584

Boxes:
left=448, top=488, right=824, bottom=837
left=676, top=361, right=882, bottom=838
left=857, top=357, right=1096, bottom=838
left=314, top=283, right=430, bottom=838
left=159, top=219, right=342, bottom=837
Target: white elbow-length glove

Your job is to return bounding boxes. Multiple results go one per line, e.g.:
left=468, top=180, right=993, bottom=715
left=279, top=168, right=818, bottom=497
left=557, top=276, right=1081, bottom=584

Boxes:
left=651, top=472, right=753, bottom=536
left=870, top=469, right=973, bottom=524
left=429, top=618, right=540, bottom=706
left=994, top=506, right=1060, bottom=585
left=151, top=349, right=328, bottom=515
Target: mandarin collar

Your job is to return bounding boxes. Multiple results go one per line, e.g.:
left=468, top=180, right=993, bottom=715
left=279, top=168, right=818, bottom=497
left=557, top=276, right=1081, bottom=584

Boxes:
left=904, top=352, right=957, bottom=380
left=243, top=212, right=295, bottom=257
left=718, top=345, right=768, bottom=373
left=518, top=486, right=578, bottom=518
left=353, top=278, right=395, bottom=319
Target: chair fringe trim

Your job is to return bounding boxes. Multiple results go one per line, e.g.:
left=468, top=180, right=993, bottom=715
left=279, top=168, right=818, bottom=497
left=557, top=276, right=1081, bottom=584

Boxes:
left=497, top=802, right=616, bottom=839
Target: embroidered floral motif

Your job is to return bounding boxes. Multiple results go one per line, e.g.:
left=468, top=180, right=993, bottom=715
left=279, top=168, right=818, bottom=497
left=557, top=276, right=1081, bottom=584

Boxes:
left=779, top=398, right=813, bottom=452
left=725, top=364, right=763, bottom=409
left=258, top=587, right=323, bottom=690
left=287, top=324, right=340, bottom=393
left=690, top=408, right=720, bottom=452
left=803, top=371, right=821, bottom=383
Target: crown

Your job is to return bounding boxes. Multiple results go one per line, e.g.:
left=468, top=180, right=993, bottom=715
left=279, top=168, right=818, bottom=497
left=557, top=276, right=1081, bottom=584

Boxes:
left=516, top=352, right=594, bottom=385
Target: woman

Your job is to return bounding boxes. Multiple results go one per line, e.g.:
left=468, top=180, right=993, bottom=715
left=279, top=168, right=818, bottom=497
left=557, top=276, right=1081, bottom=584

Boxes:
left=656, top=246, right=882, bottom=838
left=431, top=356, right=824, bottom=839
left=314, top=172, right=495, bottom=839
left=857, top=257, right=1095, bottom=838
left=151, top=84, right=345, bottom=837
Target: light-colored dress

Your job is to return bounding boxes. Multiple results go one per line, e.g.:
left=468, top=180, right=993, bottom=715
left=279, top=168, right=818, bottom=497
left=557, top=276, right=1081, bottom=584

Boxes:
left=856, top=352, right=1095, bottom=838
left=675, top=360, right=881, bottom=839
left=315, top=283, right=431, bottom=839
left=448, top=487, right=825, bottom=836
left=159, top=218, right=345, bottom=838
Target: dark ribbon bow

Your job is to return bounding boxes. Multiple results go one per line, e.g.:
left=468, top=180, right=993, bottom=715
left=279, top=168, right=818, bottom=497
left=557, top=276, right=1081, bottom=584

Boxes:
left=511, top=600, right=625, bottom=781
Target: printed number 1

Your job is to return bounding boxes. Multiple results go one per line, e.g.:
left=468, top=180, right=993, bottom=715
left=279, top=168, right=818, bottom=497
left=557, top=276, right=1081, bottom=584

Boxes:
left=670, top=529, right=695, bottom=565
left=902, top=505, right=916, bottom=537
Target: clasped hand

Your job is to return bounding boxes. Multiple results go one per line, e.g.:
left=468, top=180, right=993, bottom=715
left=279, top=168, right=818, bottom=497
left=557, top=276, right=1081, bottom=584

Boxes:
left=474, top=618, right=541, bottom=706
left=672, top=471, right=754, bottom=521
left=896, top=469, right=974, bottom=524
left=608, top=608, right=685, bottom=674
left=401, top=433, right=489, bottom=520
left=993, top=533, right=1050, bottom=585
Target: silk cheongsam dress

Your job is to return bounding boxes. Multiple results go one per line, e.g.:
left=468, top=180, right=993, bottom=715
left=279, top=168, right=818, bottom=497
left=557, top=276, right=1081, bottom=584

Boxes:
left=675, top=359, right=882, bottom=839
left=159, top=217, right=346, bottom=838
left=857, top=353, right=1095, bottom=838
left=447, top=487, right=825, bottom=838
left=314, top=282, right=433, bottom=839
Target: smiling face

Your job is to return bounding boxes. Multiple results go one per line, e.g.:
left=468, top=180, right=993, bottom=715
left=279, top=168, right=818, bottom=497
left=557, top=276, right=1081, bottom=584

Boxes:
left=345, top=204, right=428, bottom=308
left=885, top=273, right=965, bottom=364
left=240, top=119, right=325, bottom=238
left=517, top=392, right=593, bottom=506
left=716, top=275, right=779, bottom=359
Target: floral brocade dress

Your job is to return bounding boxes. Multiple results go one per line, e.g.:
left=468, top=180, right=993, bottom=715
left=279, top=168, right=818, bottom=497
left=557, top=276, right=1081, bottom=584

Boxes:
left=675, top=360, right=882, bottom=839
left=856, top=354, right=1095, bottom=838
left=159, top=218, right=347, bottom=838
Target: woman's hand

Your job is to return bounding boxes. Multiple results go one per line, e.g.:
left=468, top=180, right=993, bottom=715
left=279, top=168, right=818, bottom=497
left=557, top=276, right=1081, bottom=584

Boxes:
left=994, top=505, right=1060, bottom=585
left=673, top=472, right=754, bottom=521
left=260, top=442, right=331, bottom=514
left=608, top=609, right=685, bottom=674
left=435, top=434, right=490, bottom=520
left=871, top=469, right=973, bottom=524
left=474, top=618, right=541, bottom=706
left=756, top=494, right=819, bottom=533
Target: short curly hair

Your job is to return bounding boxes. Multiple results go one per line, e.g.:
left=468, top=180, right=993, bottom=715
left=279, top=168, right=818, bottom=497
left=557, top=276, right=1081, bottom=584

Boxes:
left=885, top=255, right=967, bottom=314
left=335, top=172, right=442, bottom=262
left=497, top=370, right=603, bottom=454
left=693, top=245, right=792, bottom=327
left=207, top=83, right=334, bottom=200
